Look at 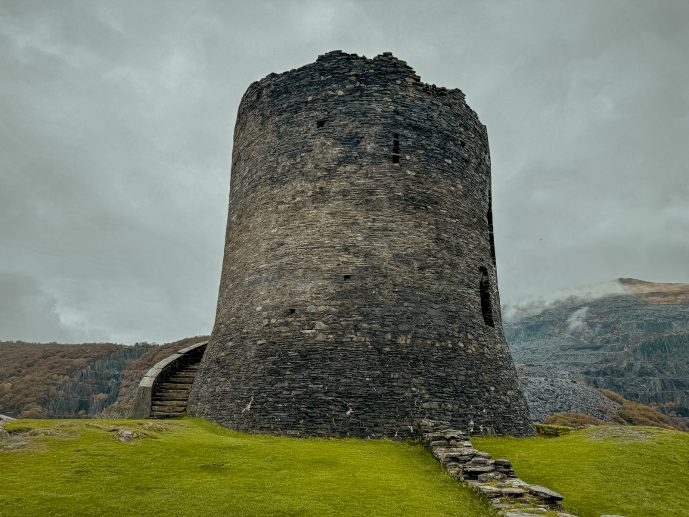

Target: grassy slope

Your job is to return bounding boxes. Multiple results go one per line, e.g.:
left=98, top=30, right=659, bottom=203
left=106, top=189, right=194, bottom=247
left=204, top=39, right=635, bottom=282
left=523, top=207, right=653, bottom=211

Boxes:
left=0, top=418, right=494, bottom=517
left=474, top=426, right=689, bottom=517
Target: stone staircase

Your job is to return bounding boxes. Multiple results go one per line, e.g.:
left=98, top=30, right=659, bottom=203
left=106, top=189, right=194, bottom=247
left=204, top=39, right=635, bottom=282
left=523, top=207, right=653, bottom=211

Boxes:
left=151, top=362, right=200, bottom=419
left=130, top=341, right=207, bottom=420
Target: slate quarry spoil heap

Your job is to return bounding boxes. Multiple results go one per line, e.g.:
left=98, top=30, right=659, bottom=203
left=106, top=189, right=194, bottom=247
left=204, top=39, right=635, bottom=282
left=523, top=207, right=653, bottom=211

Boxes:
left=188, top=51, right=533, bottom=438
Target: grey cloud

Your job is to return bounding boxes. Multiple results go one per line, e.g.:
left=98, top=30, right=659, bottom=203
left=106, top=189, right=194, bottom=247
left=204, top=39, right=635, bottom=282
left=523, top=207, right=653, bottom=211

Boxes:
left=1, top=0, right=687, bottom=343
left=0, top=271, right=87, bottom=342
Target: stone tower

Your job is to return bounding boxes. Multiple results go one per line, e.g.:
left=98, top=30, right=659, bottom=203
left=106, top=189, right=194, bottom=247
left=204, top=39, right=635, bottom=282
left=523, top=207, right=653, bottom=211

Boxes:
left=187, top=51, right=533, bottom=438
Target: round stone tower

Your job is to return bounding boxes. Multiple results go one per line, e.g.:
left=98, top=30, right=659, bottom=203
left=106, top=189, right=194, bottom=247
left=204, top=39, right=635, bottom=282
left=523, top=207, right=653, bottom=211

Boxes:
left=188, top=51, right=533, bottom=438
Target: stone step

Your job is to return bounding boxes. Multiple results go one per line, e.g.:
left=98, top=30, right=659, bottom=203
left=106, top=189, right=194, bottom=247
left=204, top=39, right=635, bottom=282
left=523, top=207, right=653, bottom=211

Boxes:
left=151, top=402, right=187, bottom=412
left=152, top=406, right=185, bottom=414
left=152, top=402, right=187, bottom=407
left=160, top=382, right=193, bottom=390
left=151, top=400, right=188, bottom=407
left=172, top=366, right=199, bottom=375
left=165, top=377, right=194, bottom=384
left=171, top=372, right=196, bottom=378
left=152, top=401, right=186, bottom=408
left=153, top=396, right=189, bottom=404
left=165, top=375, right=194, bottom=384
left=151, top=412, right=183, bottom=419
left=154, top=390, right=190, bottom=399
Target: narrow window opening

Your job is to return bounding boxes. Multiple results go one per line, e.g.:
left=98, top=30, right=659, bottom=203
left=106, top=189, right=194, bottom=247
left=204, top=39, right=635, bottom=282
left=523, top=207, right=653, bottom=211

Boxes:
left=316, top=120, right=325, bottom=128
left=487, top=193, right=496, bottom=266
left=392, top=133, right=400, bottom=164
left=460, top=140, right=466, bottom=148
left=288, top=308, right=296, bottom=315
left=343, top=274, right=351, bottom=281
left=479, top=267, right=495, bottom=327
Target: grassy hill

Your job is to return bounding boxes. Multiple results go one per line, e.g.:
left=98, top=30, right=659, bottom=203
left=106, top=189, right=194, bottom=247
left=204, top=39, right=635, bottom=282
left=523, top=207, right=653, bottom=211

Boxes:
left=0, top=418, right=493, bottom=517
left=2, top=419, right=689, bottom=517
left=475, top=425, right=689, bottom=517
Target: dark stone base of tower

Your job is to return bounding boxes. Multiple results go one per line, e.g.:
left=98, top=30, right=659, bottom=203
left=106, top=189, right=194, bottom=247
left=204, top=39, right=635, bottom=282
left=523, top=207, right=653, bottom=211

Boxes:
left=187, top=51, right=534, bottom=438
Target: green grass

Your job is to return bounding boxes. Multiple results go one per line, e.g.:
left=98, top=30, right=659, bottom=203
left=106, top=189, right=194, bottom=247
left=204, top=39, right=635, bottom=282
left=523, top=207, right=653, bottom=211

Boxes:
left=474, top=426, right=689, bottom=517
left=0, top=418, right=494, bottom=517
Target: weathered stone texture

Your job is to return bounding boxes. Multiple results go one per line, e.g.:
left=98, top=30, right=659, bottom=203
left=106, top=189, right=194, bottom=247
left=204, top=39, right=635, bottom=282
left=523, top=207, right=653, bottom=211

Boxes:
left=187, top=50, right=533, bottom=438
left=419, top=420, right=570, bottom=515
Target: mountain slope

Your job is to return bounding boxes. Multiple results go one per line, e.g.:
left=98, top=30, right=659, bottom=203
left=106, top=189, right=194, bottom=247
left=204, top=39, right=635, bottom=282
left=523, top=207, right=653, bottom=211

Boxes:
left=506, top=278, right=689, bottom=423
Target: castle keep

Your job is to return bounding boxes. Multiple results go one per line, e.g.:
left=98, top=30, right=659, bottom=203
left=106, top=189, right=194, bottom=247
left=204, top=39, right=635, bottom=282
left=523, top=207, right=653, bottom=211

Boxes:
left=187, top=51, right=533, bottom=438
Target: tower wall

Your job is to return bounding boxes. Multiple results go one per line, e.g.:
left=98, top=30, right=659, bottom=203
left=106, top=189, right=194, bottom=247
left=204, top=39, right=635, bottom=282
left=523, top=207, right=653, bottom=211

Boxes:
left=188, top=51, right=533, bottom=438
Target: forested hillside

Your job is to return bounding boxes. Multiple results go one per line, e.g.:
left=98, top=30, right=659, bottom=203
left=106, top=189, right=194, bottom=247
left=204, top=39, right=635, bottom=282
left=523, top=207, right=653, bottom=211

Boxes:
left=0, top=336, right=208, bottom=418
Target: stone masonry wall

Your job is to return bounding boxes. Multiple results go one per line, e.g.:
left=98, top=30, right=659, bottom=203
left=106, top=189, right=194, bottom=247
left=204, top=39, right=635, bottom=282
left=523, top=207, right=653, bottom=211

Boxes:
left=187, top=51, right=533, bottom=438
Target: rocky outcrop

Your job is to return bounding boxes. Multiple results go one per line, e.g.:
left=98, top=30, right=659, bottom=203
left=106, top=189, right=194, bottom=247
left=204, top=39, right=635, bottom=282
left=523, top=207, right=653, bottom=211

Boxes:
left=516, top=365, right=620, bottom=422
left=506, top=279, right=689, bottom=425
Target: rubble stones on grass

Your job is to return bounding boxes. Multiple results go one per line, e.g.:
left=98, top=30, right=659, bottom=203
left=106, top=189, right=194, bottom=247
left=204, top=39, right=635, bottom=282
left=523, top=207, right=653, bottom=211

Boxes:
left=2, top=421, right=174, bottom=453
left=0, top=422, right=61, bottom=452
left=26, top=428, right=60, bottom=437
left=86, top=423, right=146, bottom=442
left=1, top=441, right=28, bottom=451
left=419, top=420, right=581, bottom=516
left=140, top=422, right=172, bottom=433
left=116, top=429, right=137, bottom=442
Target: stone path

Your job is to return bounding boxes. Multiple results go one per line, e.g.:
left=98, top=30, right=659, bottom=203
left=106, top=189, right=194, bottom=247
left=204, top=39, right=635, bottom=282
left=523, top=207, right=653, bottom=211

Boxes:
left=419, top=420, right=622, bottom=517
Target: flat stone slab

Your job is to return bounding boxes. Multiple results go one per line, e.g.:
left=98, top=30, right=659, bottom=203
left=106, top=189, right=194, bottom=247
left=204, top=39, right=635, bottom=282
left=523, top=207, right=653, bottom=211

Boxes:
left=527, top=484, right=564, bottom=501
left=477, top=485, right=502, bottom=498
left=501, top=487, right=527, bottom=496
left=463, top=465, right=496, bottom=474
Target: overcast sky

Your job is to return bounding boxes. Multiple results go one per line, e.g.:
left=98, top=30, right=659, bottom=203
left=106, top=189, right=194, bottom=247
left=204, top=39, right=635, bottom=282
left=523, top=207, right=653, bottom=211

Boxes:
left=1, top=0, right=687, bottom=343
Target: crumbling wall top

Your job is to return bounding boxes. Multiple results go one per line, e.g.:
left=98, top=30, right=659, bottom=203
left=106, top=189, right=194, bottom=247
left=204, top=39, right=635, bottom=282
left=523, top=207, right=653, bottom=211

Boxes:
left=244, top=50, right=468, bottom=107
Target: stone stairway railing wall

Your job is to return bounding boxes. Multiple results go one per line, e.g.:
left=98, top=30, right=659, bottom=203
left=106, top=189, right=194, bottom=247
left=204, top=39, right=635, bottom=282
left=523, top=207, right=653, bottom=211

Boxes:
left=129, top=341, right=207, bottom=419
